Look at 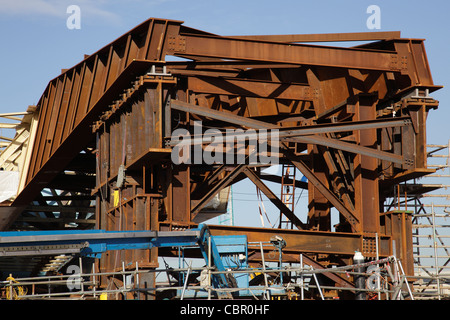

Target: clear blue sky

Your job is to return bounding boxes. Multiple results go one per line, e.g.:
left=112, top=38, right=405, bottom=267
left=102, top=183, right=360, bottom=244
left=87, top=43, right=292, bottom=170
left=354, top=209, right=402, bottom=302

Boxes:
left=0, top=0, right=448, bottom=227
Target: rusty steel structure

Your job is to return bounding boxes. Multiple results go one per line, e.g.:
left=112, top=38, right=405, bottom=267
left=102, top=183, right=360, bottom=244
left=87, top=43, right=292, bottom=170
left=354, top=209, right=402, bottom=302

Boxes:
left=0, top=18, right=443, bottom=298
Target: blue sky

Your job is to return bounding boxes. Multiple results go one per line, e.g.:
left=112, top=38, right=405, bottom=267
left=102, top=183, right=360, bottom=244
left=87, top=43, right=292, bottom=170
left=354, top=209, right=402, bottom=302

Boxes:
left=0, top=0, right=448, bottom=227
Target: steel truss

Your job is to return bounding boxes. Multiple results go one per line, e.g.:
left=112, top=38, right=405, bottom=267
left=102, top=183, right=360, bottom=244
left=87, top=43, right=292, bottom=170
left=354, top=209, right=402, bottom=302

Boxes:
left=0, top=18, right=445, bottom=300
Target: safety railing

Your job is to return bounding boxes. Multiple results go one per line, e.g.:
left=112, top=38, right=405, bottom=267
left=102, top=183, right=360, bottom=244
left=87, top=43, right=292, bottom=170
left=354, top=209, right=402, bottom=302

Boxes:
left=411, top=142, right=450, bottom=300
left=3, top=254, right=447, bottom=300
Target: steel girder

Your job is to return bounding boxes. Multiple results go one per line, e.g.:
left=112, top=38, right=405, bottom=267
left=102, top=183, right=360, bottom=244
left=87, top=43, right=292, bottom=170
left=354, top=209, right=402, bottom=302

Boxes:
left=3, top=18, right=442, bottom=283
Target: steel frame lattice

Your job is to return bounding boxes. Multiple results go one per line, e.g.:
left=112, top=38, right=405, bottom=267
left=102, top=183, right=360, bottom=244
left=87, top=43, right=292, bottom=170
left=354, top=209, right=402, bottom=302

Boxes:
left=0, top=18, right=445, bottom=299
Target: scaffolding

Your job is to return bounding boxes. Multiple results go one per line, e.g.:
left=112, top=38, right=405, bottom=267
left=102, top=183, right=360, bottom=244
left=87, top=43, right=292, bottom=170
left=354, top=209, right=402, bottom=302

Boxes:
left=0, top=19, right=444, bottom=304
left=411, top=142, right=450, bottom=299
left=1, top=255, right=434, bottom=300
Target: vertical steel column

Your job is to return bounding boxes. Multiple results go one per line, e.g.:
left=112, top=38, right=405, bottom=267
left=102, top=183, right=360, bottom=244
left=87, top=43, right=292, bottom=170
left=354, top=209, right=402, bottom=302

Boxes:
left=353, top=95, right=380, bottom=236
left=307, top=144, right=331, bottom=231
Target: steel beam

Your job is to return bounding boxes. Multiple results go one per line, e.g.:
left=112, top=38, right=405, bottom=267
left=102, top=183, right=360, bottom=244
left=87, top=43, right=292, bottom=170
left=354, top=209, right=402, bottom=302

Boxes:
left=172, top=33, right=403, bottom=72
left=259, top=173, right=308, bottom=190
left=0, top=228, right=207, bottom=257
left=15, top=60, right=155, bottom=206
left=170, top=99, right=272, bottom=129
left=5, top=18, right=439, bottom=286
left=243, top=167, right=306, bottom=230
left=191, top=164, right=247, bottom=218
left=283, top=134, right=405, bottom=165
left=353, top=95, right=381, bottom=236
left=207, top=224, right=391, bottom=257
left=187, top=76, right=312, bottom=100
left=171, top=99, right=411, bottom=131
left=282, top=144, right=360, bottom=232
left=170, top=99, right=408, bottom=165
left=230, top=31, right=401, bottom=43
left=18, top=18, right=183, bottom=205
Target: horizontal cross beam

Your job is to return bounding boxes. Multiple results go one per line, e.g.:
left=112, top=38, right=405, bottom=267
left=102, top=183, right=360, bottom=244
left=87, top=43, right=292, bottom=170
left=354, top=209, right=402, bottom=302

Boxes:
left=208, top=224, right=391, bottom=257
left=172, top=33, right=402, bottom=72
left=170, top=99, right=409, bottom=165
left=187, top=76, right=312, bottom=100
left=230, top=31, right=401, bottom=43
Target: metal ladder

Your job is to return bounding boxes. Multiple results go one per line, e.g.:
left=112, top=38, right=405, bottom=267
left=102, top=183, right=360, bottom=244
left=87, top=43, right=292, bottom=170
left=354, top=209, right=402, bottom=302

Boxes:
left=279, top=164, right=296, bottom=229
